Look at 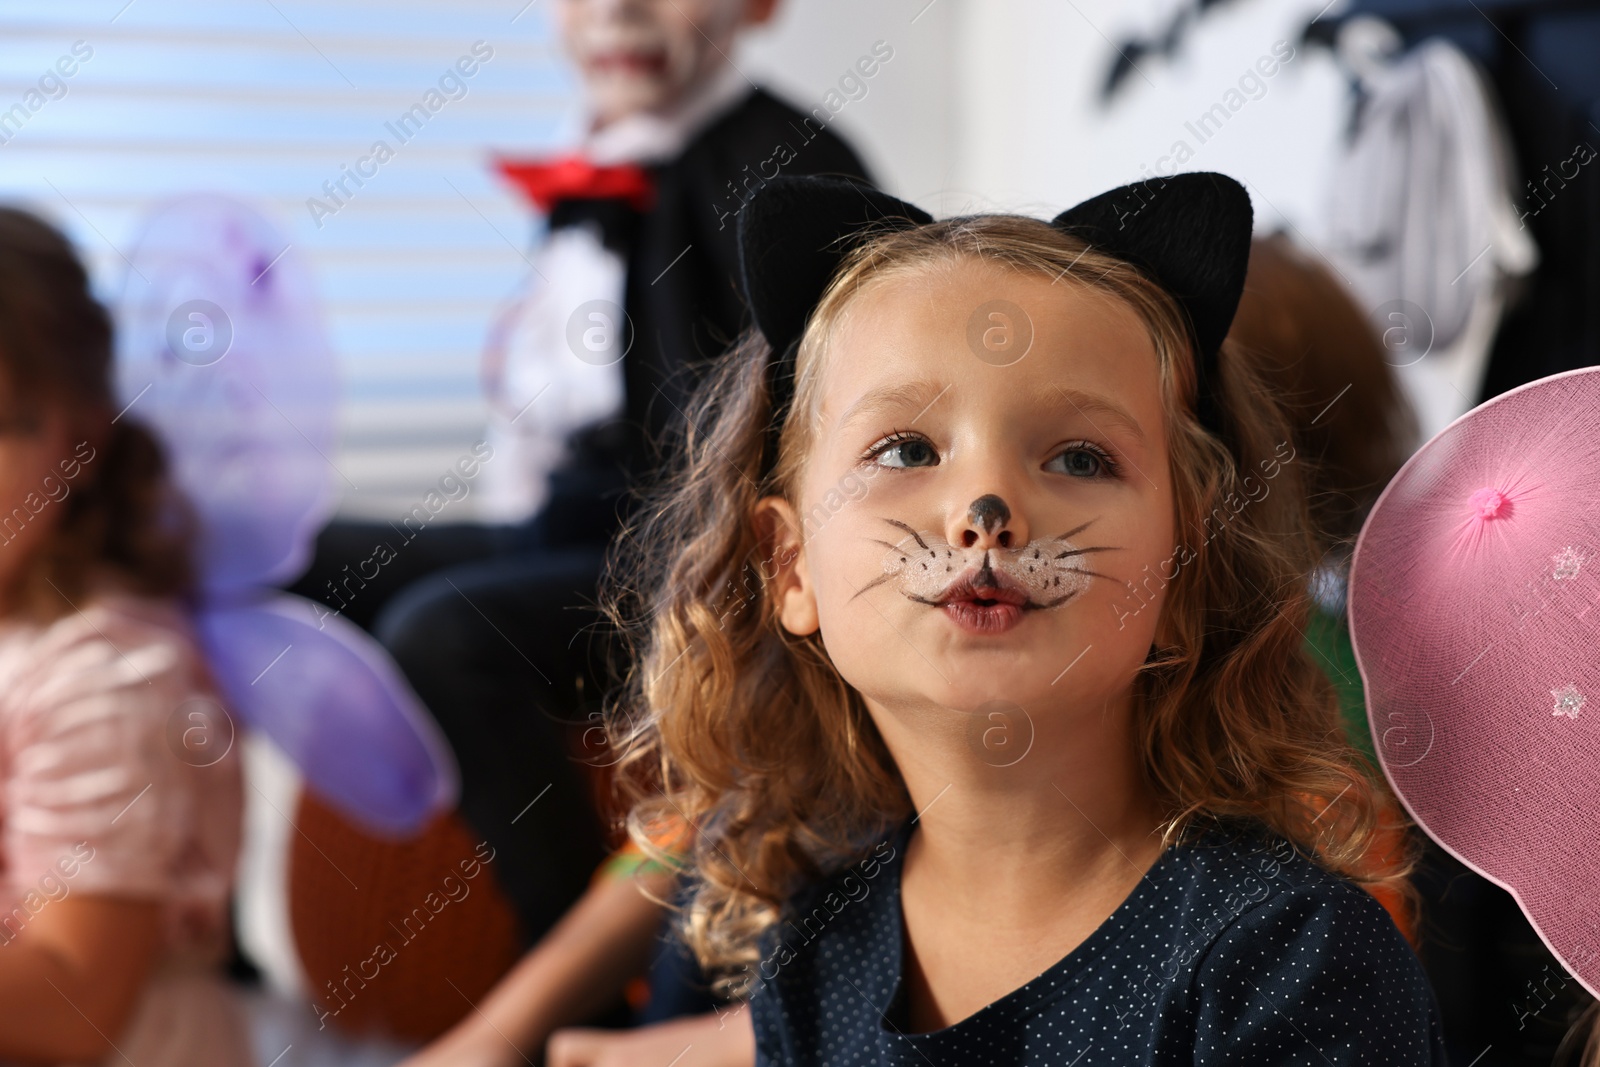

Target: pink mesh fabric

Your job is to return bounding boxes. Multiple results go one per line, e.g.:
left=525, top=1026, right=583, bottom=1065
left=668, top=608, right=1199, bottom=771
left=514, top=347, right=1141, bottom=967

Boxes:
left=1350, top=367, right=1600, bottom=994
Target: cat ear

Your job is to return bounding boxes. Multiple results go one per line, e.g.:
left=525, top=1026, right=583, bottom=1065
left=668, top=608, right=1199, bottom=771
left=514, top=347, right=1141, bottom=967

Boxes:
left=736, top=172, right=1252, bottom=447
left=737, top=176, right=933, bottom=362
left=1051, top=172, right=1252, bottom=429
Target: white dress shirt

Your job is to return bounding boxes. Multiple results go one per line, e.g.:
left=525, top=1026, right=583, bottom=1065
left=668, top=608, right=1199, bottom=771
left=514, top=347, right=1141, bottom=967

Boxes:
left=478, top=64, right=751, bottom=522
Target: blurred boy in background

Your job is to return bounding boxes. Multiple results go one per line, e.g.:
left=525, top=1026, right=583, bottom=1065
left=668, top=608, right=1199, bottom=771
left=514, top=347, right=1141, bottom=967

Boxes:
left=289, top=0, right=874, bottom=1058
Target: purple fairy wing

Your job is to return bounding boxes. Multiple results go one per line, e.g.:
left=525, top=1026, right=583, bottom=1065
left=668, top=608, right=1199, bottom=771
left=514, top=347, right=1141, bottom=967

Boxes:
left=114, top=195, right=456, bottom=833
left=199, top=594, right=459, bottom=836
left=114, top=194, right=338, bottom=593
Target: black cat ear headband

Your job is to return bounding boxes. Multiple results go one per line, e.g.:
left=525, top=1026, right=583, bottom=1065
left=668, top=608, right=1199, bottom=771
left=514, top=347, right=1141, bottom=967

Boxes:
left=735, top=171, right=1253, bottom=475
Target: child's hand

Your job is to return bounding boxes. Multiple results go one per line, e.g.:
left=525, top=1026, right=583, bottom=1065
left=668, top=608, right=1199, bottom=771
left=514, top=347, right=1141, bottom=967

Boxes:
left=0, top=895, right=163, bottom=1063
left=546, top=1009, right=754, bottom=1067
left=393, top=1021, right=527, bottom=1067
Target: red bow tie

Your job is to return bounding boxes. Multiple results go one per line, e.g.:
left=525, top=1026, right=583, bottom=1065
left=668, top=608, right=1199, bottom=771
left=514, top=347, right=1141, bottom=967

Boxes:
left=494, top=154, right=656, bottom=213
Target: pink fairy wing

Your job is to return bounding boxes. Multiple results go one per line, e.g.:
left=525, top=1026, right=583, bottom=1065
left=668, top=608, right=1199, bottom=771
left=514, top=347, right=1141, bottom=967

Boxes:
left=198, top=594, right=459, bottom=837
left=114, top=194, right=338, bottom=593
left=1350, top=366, right=1600, bottom=993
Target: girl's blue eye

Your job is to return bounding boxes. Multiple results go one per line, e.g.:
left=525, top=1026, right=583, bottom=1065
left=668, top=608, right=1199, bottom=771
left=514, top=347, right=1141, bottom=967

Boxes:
left=1046, top=443, right=1118, bottom=479
left=867, top=433, right=938, bottom=469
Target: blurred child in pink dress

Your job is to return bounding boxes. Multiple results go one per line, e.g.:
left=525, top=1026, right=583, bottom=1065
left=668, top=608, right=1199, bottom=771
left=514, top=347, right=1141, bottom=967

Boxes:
left=0, top=207, right=248, bottom=1066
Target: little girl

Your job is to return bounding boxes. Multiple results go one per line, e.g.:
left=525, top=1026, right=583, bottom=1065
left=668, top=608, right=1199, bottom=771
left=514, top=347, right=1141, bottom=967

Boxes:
left=597, top=172, right=1447, bottom=1065
left=0, top=208, right=248, bottom=1065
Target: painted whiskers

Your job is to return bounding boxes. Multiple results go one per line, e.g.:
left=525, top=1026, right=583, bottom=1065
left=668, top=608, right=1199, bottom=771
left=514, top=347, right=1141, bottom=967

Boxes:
left=856, top=517, right=1120, bottom=608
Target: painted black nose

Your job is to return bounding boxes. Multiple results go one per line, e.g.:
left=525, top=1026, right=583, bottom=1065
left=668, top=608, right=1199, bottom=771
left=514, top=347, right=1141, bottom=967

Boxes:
left=966, top=494, right=1010, bottom=534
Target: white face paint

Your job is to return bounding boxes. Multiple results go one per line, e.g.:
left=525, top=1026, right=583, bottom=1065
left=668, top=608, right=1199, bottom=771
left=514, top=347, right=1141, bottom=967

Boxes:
left=875, top=524, right=1100, bottom=607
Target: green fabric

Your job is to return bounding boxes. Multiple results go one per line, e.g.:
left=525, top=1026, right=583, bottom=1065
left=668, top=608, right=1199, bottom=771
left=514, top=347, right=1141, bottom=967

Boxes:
left=1304, top=605, right=1378, bottom=767
left=600, top=846, right=686, bottom=883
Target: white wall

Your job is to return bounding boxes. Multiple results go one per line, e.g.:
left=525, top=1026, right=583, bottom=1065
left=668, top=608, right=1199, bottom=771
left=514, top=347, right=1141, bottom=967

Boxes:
left=952, top=0, right=1352, bottom=236
left=745, top=0, right=1353, bottom=231
left=737, top=0, right=961, bottom=209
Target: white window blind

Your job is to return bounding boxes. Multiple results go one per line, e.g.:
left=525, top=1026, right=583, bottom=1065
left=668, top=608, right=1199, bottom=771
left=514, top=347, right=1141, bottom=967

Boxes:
left=0, top=0, right=573, bottom=520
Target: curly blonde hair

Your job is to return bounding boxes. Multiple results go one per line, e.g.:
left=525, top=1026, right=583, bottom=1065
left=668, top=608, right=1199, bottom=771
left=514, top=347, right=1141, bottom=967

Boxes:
left=601, top=214, right=1414, bottom=994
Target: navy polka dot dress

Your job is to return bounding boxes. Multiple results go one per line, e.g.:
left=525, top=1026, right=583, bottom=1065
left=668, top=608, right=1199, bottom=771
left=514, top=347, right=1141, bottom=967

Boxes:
left=748, top=818, right=1447, bottom=1065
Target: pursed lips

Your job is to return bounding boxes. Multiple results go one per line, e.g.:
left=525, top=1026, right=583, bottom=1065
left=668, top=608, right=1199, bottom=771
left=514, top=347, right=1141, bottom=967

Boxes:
left=916, top=565, right=1037, bottom=610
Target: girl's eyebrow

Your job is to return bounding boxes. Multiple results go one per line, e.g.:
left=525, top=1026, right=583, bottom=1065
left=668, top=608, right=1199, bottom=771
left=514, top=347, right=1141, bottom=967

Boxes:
left=835, top=380, right=1147, bottom=445
left=837, top=378, right=951, bottom=431
left=1033, top=383, right=1147, bottom=444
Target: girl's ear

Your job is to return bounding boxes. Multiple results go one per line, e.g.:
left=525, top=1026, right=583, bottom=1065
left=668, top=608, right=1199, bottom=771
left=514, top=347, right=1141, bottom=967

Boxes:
left=753, top=495, right=819, bottom=636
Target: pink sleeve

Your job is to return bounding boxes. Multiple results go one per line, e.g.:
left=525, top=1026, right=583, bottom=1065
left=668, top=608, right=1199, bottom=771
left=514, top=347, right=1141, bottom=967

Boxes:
left=3, top=600, right=240, bottom=906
